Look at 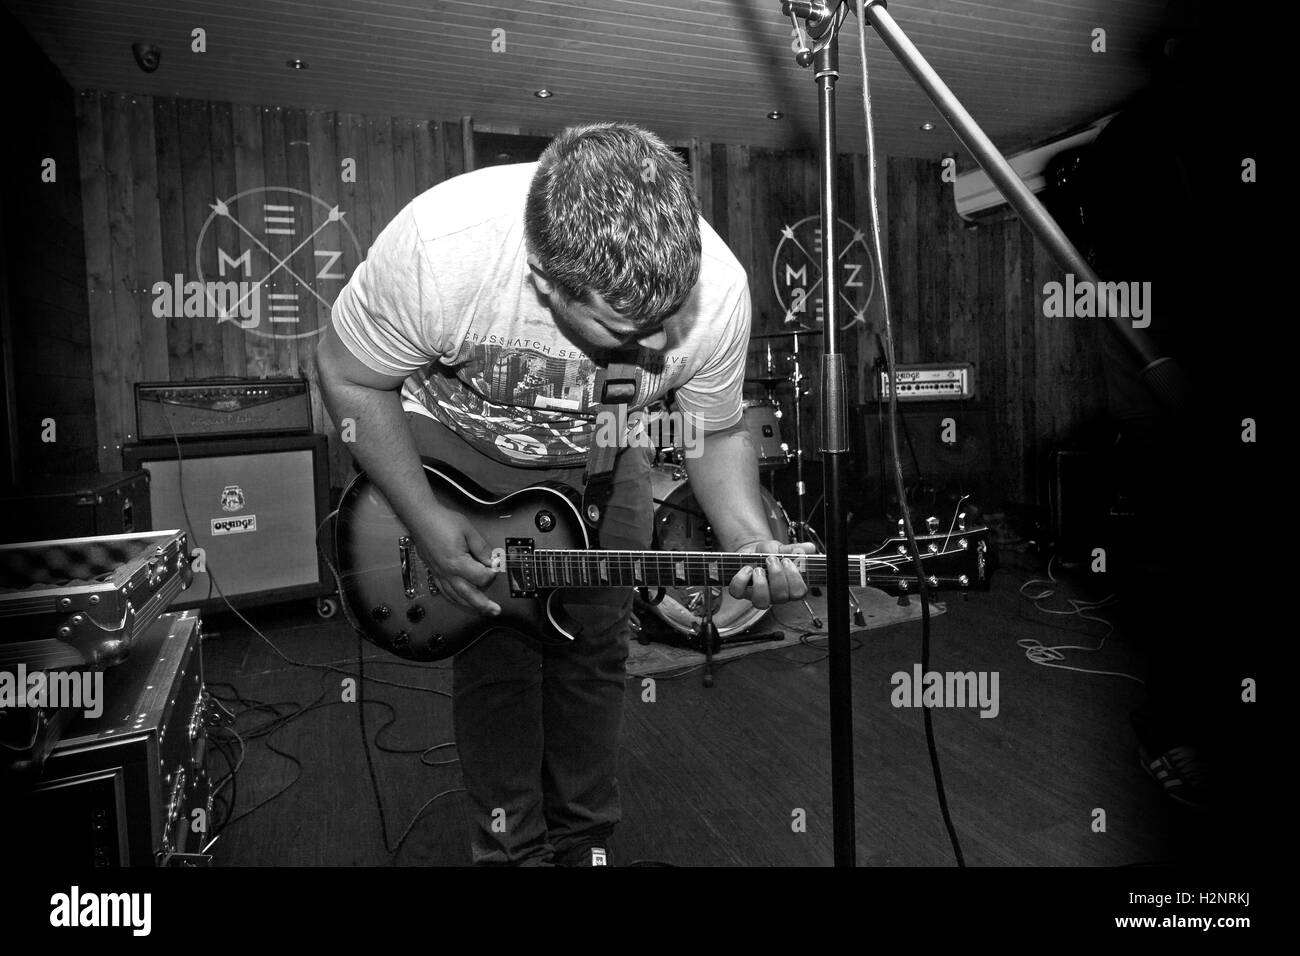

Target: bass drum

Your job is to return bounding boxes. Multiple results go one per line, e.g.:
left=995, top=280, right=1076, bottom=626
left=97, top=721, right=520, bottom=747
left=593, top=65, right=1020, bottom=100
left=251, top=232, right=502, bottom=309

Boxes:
left=647, top=465, right=792, bottom=637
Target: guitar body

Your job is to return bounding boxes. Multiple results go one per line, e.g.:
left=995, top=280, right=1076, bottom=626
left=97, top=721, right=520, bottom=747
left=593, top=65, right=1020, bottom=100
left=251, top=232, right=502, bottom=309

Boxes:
left=335, top=464, right=589, bottom=661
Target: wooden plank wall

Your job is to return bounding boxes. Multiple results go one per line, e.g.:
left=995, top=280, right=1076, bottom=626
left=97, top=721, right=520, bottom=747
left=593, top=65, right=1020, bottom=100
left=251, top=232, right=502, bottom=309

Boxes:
left=696, top=146, right=1107, bottom=510
left=76, top=91, right=471, bottom=489
left=1, top=10, right=96, bottom=482
left=881, top=157, right=1106, bottom=508
left=73, top=91, right=1104, bottom=510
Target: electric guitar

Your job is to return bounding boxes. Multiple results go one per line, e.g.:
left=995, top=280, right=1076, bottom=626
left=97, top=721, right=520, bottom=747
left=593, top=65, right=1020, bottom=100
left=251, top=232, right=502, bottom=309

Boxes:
left=334, top=463, right=993, bottom=661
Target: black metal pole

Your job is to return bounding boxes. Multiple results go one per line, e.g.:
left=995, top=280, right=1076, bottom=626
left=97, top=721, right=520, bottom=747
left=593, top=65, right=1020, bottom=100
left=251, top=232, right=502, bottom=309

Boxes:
left=814, top=29, right=858, bottom=870
left=857, top=0, right=1189, bottom=416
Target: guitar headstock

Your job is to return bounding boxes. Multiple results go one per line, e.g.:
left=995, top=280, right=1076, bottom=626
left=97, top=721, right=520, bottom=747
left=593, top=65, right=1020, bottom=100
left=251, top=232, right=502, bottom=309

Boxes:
left=862, top=515, right=994, bottom=594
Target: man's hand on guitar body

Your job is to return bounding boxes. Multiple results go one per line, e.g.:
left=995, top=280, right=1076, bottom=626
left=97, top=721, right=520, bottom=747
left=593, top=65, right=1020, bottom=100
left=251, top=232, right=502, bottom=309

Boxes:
left=412, top=510, right=502, bottom=617
left=727, top=540, right=816, bottom=610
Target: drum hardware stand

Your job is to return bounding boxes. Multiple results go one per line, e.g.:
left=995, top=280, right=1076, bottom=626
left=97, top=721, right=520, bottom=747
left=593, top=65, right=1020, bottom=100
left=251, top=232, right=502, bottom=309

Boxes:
left=847, top=590, right=866, bottom=627
left=784, top=328, right=824, bottom=554
left=760, top=342, right=789, bottom=499
left=752, top=329, right=853, bottom=626
left=700, top=585, right=720, bottom=688
left=693, top=580, right=786, bottom=689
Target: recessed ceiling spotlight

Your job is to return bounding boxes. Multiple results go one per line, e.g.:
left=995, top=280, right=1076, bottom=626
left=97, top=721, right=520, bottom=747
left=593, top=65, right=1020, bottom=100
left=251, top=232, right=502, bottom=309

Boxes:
left=534, top=88, right=554, bottom=98
left=767, top=110, right=784, bottom=120
left=287, top=58, right=308, bottom=69
left=920, top=121, right=935, bottom=131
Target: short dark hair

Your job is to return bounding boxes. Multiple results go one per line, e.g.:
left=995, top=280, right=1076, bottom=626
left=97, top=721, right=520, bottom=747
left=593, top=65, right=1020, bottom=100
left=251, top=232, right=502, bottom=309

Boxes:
left=525, top=123, right=701, bottom=326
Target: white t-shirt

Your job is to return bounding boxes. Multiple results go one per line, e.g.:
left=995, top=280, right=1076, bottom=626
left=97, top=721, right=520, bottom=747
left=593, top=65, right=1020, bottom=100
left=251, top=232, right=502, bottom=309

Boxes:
left=331, top=162, right=751, bottom=466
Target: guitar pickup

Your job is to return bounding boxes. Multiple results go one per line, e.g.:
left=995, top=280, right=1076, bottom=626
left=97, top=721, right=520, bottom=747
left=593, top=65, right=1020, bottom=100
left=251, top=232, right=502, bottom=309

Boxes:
left=399, top=536, right=417, bottom=598
left=506, top=538, right=536, bottom=597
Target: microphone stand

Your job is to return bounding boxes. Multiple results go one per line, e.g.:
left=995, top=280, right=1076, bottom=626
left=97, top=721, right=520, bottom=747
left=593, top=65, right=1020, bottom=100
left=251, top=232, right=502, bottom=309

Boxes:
left=783, top=0, right=857, bottom=868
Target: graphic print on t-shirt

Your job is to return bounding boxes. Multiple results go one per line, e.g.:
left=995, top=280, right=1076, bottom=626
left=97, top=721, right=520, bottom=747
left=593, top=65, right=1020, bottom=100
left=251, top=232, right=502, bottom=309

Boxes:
left=413, top=342, right=697, bottom=465
left=468, top=344, right=597, bottom=413
left=408, top=341, right=694, bottom=466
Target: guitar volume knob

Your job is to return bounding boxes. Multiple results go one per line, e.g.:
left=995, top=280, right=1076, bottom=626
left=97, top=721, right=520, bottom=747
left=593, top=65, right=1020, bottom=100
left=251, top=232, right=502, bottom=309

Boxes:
left=406, top=604, right=425, bottom=623
left=371, top=605, right=391, bottom=622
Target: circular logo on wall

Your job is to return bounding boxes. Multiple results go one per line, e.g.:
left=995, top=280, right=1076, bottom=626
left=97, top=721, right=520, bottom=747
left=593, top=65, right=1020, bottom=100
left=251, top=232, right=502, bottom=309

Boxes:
left=772, top=216, right=875, bottom=330
left=194, top=186, right=364, bottom=342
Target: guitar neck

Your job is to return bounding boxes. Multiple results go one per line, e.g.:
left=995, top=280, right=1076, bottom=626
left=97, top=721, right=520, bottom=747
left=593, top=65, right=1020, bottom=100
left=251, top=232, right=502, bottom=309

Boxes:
left=517, top=549, right=969, bottom=591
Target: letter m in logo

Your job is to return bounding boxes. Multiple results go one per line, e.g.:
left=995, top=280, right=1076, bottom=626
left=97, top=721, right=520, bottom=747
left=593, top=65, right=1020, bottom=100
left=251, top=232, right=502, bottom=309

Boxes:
left=219, top=249, right=251, bottom=277
left=784, top=263, right=807, bottom=287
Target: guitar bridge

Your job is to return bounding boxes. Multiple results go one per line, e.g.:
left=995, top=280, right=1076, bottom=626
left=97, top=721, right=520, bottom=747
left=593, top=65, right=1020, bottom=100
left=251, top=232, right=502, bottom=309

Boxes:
left=506, top=537, right=536, bottom=597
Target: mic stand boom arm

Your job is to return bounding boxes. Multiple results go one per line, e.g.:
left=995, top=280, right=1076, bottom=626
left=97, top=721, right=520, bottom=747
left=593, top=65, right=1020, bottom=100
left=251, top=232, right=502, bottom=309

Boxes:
left=807, top=0, right=1191, bottom=415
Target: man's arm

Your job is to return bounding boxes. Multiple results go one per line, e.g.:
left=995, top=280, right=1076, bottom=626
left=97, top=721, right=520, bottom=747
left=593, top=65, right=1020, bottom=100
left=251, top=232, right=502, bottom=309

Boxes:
left=685, top=420, right=812, bottom=608
left=315, top=327, right=500, bottom=615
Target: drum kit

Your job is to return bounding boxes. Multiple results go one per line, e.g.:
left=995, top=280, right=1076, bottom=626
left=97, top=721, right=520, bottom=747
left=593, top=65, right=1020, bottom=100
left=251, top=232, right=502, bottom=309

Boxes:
left=637, top=325, right=869, bottom=651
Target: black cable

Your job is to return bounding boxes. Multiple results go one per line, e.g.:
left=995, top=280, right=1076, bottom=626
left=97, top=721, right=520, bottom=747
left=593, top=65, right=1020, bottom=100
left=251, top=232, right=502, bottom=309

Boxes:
left=208, top=675, right=333, bottom=835
left=356, top=629, right=392, bottom=849
left=856, top=0, right=964, bottom=866
left=897, top=403, right=924, bottom=488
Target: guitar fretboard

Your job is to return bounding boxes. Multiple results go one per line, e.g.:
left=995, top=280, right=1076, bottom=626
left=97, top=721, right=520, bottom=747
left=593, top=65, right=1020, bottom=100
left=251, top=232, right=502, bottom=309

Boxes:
left=511, top=550, right=963, bottom=590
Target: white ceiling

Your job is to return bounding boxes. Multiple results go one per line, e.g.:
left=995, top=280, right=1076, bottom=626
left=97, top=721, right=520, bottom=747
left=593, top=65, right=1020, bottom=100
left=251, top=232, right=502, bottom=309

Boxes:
left=5, top=0, right=1178, bottom=157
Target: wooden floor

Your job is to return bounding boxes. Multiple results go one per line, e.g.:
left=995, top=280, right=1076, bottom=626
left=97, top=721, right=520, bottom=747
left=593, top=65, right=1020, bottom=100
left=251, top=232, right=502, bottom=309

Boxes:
left=199, top=567, right=1222, bottom=867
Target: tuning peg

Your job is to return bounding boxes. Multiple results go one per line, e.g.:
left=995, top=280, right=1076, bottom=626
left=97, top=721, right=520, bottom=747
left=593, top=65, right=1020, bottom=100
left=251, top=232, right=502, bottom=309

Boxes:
left=926, top=516, right=939, bottom=534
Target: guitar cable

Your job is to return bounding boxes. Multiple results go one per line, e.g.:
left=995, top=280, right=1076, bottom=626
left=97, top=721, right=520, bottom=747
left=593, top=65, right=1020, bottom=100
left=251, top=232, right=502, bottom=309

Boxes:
left=1016, top=556, right=1141, bottom=683
left=856, top=0, right=966, bottom=867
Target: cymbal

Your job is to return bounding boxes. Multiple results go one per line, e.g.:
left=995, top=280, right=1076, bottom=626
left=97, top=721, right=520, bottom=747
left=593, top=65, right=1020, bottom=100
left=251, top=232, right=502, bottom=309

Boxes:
left=744, top=375, right=789, bottom=387
left=751, top=327, right=824, bottom=340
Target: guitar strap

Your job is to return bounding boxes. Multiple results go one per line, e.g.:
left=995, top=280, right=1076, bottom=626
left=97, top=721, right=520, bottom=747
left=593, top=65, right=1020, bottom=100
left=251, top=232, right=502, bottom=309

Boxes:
left=581, top=361, right=639, bottom=531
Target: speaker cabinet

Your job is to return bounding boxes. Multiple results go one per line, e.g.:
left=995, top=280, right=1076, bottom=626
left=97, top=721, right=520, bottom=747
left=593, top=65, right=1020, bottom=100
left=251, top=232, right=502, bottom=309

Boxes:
left=850, top=402, right=995, bottom=516
left=122, top=434, right=330, bottom=611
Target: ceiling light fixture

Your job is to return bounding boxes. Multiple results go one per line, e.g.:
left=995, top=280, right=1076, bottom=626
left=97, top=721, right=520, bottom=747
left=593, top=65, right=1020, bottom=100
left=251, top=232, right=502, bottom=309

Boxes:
left=767, top=110, right=784, bottom=120
left=534, top=88, right=553, bottom=98
left=287, top=58, right=308, bottom=69
left=920, top=121, right=935, bottom=131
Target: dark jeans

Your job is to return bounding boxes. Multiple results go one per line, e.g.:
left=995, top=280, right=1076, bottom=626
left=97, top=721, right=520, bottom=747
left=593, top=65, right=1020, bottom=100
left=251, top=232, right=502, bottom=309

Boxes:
left=405, top=413, right=653, bottom=865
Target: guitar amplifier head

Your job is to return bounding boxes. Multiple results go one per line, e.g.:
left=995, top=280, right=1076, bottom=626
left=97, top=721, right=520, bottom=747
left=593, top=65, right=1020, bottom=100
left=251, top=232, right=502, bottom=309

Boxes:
left=135, top=378, right=312, bottom=441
